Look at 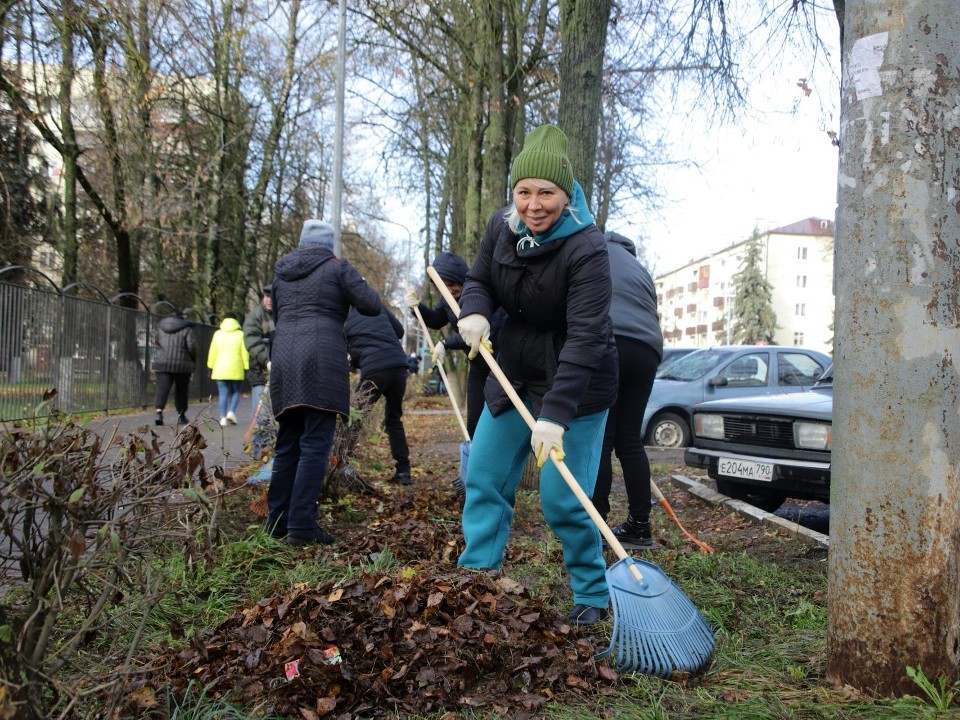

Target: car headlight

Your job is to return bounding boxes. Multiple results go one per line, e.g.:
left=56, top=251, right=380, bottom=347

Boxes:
left=795, top=421, right=832, bottom=450
left=695, top=414, right=725, bottom=439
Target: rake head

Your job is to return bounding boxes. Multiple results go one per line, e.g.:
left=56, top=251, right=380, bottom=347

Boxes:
left=595, top=557, right=715, bottom=678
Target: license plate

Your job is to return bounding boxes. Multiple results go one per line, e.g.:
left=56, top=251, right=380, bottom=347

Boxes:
left=718, top=457, right=774, bottom=482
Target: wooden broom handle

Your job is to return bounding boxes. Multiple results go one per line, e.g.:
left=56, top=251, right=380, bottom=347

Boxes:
left=411, top=303, right=470, bottom=442
left=426, top=266, right=643, bottom=580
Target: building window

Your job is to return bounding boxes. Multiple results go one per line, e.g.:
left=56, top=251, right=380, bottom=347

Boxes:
left=797, top=246, right=808, bottom=260
left=793, top=332, right=805, bottom=345
left=796, top=275, right=807, bottom=287
left=795, top=303, right=806, bottom=316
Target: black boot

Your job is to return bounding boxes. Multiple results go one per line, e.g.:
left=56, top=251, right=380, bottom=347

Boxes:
left=611, top=516, right=654, bottom=548
left=154, top=410, right=163, bottom=426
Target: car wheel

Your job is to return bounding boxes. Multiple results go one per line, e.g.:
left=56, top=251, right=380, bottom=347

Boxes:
left=715, top=479, right=787, bottom=513
left=646, top=412, right=689, bottom=448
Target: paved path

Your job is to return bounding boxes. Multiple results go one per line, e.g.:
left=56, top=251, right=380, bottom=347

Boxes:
left=89, top=394, right=260, bottom=475
left=88, top=398, right=455, bottom=478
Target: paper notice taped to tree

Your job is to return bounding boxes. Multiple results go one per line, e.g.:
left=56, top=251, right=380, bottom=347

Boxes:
left=850, top=32, right=888, bottom=100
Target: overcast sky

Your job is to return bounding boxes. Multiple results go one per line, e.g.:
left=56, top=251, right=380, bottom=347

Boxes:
left=631, top=89, right=841, bottom=276
left=611, top=14, right=843, bottom=277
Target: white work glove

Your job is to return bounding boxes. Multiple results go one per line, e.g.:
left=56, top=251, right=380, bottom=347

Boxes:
left=404, top=289, right=420, bottom=309
left=266, top=361, right=272, bottom=372
left=458, top=313, right=492, bottom=360
left=431, top=340, right=446, bottom=365
left=531, top=419, right=565, bottom=468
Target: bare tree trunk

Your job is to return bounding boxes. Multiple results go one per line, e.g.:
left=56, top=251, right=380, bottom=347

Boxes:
left=519, top=453, right=539, bottom=490
left=826, top=0, right=960, bottom=695
left=557, top=0, right=612, bottom=203
left=58, top=0, right=78, bottom=285
left=234, top=0, right=301, bottom=296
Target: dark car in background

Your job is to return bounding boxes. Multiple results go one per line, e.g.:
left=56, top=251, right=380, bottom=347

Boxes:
left=683, top=365, right=834, bottom=512
left=642, top=345, right=831, bottom=448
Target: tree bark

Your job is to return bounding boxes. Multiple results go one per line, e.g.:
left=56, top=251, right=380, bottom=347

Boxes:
left=58, top=0, right=79, bottom=286
left=557, top=0, right=612, bottom=203
left=826, top=0, right=960, bottom=695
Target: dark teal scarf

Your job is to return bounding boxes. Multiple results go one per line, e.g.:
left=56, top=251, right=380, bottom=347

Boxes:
left=516, top=180, right=595, bottom=247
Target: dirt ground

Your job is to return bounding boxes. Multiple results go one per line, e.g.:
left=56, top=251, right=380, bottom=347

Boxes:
left=123, top=395, right=827, bottom=719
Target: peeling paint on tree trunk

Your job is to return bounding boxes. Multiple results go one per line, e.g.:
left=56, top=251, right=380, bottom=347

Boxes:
left=828, top=0, right=960, bottom=696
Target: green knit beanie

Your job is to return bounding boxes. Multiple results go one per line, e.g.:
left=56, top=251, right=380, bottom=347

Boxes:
left=510, top=124, right=574, bottom=197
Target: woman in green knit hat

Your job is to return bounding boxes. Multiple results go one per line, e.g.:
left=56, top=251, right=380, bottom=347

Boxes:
left=455, top=124, right=618, bottom=626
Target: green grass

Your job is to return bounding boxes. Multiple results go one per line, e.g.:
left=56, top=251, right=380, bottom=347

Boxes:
left=167, top=681, right=282, bottom=719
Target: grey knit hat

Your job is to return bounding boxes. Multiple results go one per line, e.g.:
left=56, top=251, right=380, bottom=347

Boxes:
left=510, top=124, right=574, bottom=197
left=299, top=220, right=335, bottom=250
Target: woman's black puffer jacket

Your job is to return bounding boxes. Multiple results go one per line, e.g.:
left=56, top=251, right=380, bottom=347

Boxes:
left=459, top=209, right=618, bottom=428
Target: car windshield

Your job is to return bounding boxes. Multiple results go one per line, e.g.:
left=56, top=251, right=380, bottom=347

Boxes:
left=656, top=349, right=730, bottom=381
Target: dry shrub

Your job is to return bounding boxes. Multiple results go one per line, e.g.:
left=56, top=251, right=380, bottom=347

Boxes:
left=0, top=417, right=223, bottom=719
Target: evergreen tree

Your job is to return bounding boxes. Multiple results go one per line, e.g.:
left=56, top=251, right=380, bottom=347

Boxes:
left=730, top=229, right=778, bottom=344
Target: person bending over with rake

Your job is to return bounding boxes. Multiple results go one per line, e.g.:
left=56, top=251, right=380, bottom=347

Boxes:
left=590, top=232, right=663, bottom=548
left=455, top=124, right=618, bottom=627
left=406, top=252, right=506, bottom=493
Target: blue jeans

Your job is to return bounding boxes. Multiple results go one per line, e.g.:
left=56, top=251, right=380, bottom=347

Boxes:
left=216, top=379, right=242, bottom=418
left=459, top=402, right=609, bottom=607
left=266, top=407, right=337, bottom=538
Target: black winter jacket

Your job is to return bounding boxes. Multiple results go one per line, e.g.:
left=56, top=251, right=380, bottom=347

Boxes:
left=459, top=209, right=618, bottom=428
left=345, top=305, right=408, bottom=376
left=270, top=246, right=381, bottom=419
left=152, top=316, right=197, bottom=374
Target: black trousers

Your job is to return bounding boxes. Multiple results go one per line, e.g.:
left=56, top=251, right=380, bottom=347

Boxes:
left=358, top=366, right=410, bottom=474
left=466, top=360, right=490, bottom=438
left=592, top=337, right=660, bottom=522
left=155, top=372, right=190, bottom=414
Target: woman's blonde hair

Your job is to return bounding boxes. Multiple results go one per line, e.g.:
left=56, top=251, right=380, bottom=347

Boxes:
left=504, top=179, right=580, bottom=234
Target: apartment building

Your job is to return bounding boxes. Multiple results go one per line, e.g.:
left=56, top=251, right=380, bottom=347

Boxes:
left=655, top=217, right=834, bottom=355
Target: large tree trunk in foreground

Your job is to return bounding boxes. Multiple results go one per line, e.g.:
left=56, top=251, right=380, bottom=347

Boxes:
left=826, top=0, right=960, bottom=696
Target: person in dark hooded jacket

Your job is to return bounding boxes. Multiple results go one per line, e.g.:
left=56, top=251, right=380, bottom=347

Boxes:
left=267, top=220, right=382, bottom=546
left=152, top=310, right=197, bottom=426
left=345, top=305, right=412, bottom=485
left=455, top=124, right=618, bottom=627
left=590, top=232, right=663, bottom=548
left=405, top=252, right=506, bottom=439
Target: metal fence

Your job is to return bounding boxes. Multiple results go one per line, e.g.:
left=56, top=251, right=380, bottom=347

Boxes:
left=0, top=266, right=221, bottom=422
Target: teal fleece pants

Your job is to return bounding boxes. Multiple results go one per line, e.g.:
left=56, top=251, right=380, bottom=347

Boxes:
left=458, top=402, right=610, bottom=608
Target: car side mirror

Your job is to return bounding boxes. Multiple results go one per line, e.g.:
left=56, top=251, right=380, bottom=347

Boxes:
left=708, top=375, right=728, bottom=387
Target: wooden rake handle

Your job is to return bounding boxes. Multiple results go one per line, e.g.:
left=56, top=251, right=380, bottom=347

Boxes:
left=427, top=266, right=643, bottom=582
left=411, top=303, right=471, bottom=442
left=650, top=479, right=715, bottom=554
